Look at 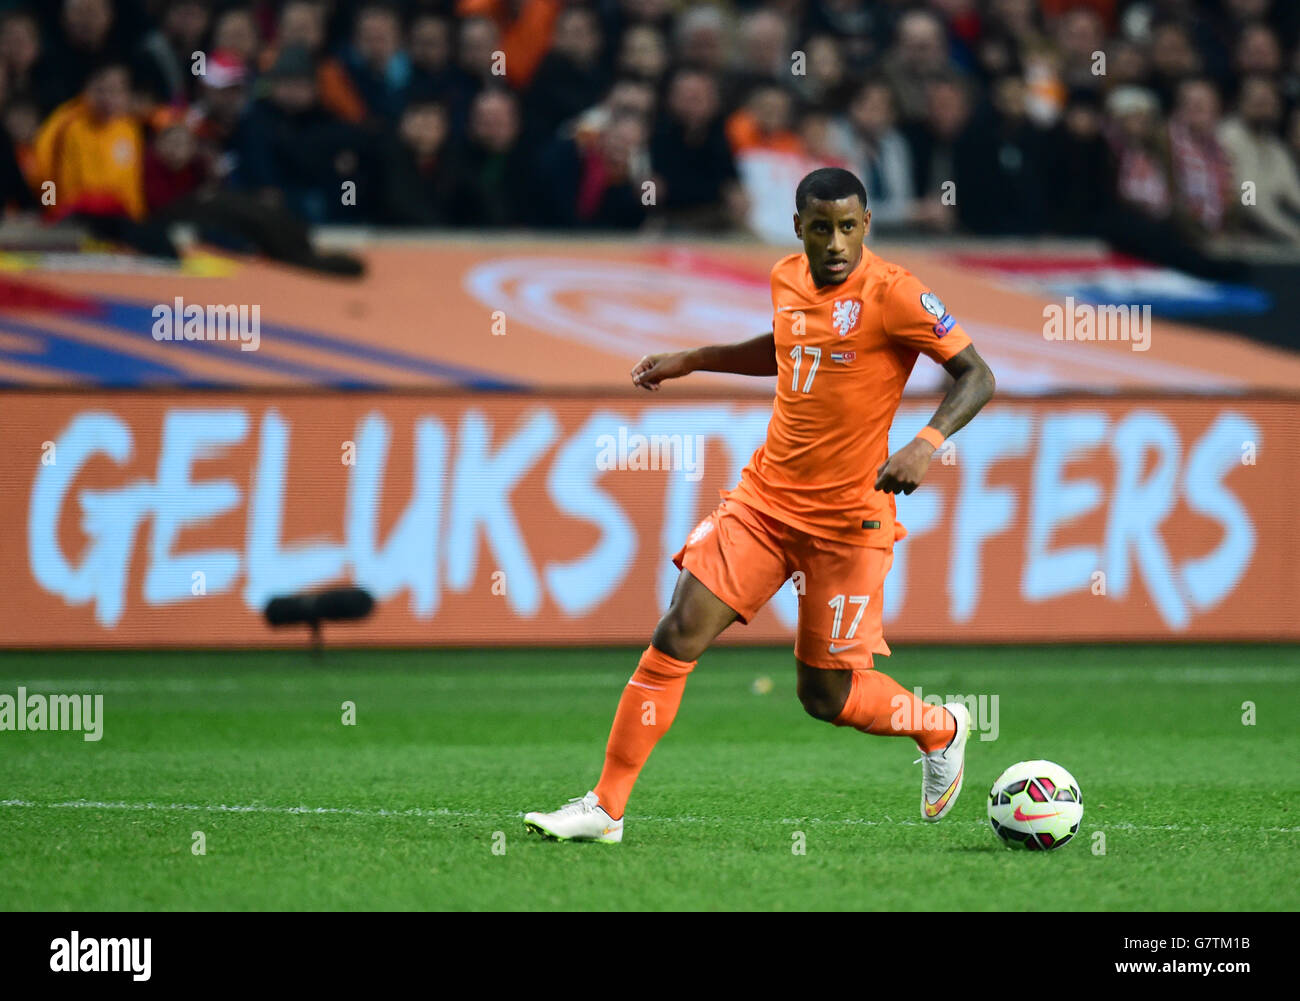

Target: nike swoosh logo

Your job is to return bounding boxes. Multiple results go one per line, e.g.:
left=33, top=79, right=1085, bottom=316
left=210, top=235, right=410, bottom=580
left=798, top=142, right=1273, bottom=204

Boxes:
left=777, top=305, right=798, bottom=312
left=828, top=642, right=860, bottom=654
left=1013, top=804, right=1059, bottom=822
left=924, top=762, right=963, bottom=817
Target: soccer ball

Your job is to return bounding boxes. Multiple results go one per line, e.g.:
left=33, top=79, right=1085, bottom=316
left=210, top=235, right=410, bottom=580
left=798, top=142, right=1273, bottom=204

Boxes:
left=987, top=760, right=1083, bottom=851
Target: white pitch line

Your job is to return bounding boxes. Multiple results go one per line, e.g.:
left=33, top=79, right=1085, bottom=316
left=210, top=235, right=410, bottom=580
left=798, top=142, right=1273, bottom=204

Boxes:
left=0, top=799, right=480, bottom=820
left=1, top=799, right=1295, bottom=834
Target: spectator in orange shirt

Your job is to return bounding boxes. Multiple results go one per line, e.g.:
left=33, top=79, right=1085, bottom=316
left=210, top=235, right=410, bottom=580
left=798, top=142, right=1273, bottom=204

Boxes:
left=30, top=62, right=145, bottom=222
left=726, top=84, right=805, bottom=155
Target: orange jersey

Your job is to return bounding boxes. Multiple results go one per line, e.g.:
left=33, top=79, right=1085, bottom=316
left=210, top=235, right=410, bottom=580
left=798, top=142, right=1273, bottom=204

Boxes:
left=31, top=98, right=145, bottom=221
left=725, top=248, right=972, bottom=548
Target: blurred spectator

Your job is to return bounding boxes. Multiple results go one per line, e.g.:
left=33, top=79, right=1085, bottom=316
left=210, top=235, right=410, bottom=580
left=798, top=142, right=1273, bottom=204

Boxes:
left=134, top=0, right=212, bottom=105
left=1105, top=37, right=1150, bottom=87
left=617, top=25, right=668, bottom=86
left=408, top=14, right=455, bottom=101
left=804, top=0, right=892, bottom=73
left=606, top=0, right=673, bottom=38
left=211, top=7, right=261, bottom=71
left=144, top=109, right=207, bottom=212
left=534, top=105, right=650, bottom=229
left=955, top=74, right=1047, bottom=234
left=1104, top=84, right=1244, bottom=279
left=972, top=27, right=1022, bottom=85
left=651, top=68, right=746, bottom=231
left=569, top=77, right=656, bottom=144
left=1234, top=21, right=1283, bottom=77
left=674, top=7, right=728, bottom=77
left=0, top=87, right=37, bottom=214
left=457, top=0, right=564, bottom=90
left=1044, top=88, right=1115, bottom=235
left=1167, top=78, right=1235, bottom=236
left=524, top=5, right=607, bottom=145
left=1055, top=7, right=1107, bottom=91
left=442, top=16, right=504, bottom=136
left=2, top=93, right=41, bottom=200
left=188, top=50, right=250, bottom=181
left=933, top=0, right=983, bottom=71
left=1148, top=21, right=1204, bottom=109
left=1218, top=75, right=1300, bottom=241
left=43, top=0, right=120, bottom=109
left=799, top=109, right=849, bottom=169
left=986, top=0, right=1064, bottom=124
left=238, top=45, right=369, bottom=224
left=450, top=88, right=532, bottom=226
left=31, top=62, right=144, bottom=222
left=378, top=99, right=458, bottom=225
left=1107, top=86, right=1174, bottom=220
left=341, top=3, right=410, bottom=127
left=730, top=10, right=789, bottom=98
left=727, top=84, right=803, bottom=155
left=831, top=79, right=914, bottom=230
left=791, top=35, right=856, bottom=114
left=882, top=10, right=953, bottom=124
left=903, top=75, right=974, bottom=232
left=0, top=11, right=62, bottom=115
left=261, top=0, right=366, bottom=125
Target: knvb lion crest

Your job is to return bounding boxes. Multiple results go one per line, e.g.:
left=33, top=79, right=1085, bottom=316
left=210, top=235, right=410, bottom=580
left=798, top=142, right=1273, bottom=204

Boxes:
left=832, top=298, right=862, bottom=337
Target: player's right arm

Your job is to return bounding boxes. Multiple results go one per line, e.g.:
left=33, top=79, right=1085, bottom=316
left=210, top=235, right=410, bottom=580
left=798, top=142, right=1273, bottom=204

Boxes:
left=631, top=333, right=777, bottom=390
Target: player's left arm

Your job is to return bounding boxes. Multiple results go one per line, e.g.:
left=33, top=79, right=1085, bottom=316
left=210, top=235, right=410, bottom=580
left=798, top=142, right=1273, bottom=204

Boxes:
left=875, top=342, right=996, bottom=495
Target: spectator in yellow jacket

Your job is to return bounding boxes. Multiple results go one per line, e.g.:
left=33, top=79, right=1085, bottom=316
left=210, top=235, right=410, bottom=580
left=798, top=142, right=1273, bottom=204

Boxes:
left=30, top=62, right=144, bottom=221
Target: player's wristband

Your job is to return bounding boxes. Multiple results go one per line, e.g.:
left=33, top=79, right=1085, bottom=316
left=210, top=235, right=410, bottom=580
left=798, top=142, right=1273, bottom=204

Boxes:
left=915, top=426, right=946, bottom=451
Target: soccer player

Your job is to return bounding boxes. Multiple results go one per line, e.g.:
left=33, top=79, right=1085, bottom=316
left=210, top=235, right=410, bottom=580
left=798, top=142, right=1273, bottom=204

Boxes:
left=525, top=167, right=995, bottom=843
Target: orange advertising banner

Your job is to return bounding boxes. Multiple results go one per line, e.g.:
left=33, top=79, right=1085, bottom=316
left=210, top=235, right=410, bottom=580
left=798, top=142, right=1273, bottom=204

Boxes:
left=1, top=390, right=1297, bottom=647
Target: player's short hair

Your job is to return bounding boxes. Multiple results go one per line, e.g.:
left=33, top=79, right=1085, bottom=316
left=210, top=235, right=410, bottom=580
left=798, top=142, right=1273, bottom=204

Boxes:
left=795, top=167, right=868, bottom=214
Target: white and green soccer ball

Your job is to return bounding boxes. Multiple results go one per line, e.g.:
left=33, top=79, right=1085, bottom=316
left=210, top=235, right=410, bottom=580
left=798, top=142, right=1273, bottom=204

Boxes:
left=987, top=760, right=1083, bottom=851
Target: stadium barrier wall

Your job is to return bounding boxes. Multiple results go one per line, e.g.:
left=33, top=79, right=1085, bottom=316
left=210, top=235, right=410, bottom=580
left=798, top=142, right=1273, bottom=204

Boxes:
left=2, top=390, right=1297, bottom=647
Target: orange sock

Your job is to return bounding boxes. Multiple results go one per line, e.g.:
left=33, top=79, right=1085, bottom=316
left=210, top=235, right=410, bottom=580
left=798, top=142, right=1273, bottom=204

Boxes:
left=832, top=669, right=956, bottom=753
left=593, top=645, right=695, bottom=820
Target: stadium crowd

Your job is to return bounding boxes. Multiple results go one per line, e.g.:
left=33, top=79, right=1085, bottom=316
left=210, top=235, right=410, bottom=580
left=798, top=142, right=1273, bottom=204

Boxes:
left=1, top=0, right=1299, bottom=269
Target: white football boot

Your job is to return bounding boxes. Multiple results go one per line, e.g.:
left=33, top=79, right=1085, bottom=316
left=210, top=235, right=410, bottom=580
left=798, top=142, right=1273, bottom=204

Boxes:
left=917, top=702, right=971, bottom=822
left=524, top=791, right=623, bottom=844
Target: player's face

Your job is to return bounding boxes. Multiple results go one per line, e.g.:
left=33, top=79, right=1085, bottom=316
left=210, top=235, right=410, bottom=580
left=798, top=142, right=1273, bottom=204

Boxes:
left=794, top=196, right=870, bottom=286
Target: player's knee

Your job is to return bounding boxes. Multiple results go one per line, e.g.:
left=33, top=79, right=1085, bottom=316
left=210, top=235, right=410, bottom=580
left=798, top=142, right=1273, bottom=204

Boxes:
left=797, top=672, right=849, bottom=722
left=651, top=610, right=706, bottom=662
left=798, top=690, right=845, bottom=722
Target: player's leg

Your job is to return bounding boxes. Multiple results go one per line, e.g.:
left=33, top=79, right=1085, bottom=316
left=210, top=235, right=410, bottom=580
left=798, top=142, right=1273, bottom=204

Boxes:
left=792, top=539, right=970, bottom=821
left=524, top=501, right=788, bottom=842
left=794, top=658, right=952, bottom=747
left=587, top=569, right=739, bottom=821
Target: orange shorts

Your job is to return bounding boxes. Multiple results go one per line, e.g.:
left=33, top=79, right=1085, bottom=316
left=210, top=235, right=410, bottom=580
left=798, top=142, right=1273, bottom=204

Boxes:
left=671, top=499, right=894, bottom=670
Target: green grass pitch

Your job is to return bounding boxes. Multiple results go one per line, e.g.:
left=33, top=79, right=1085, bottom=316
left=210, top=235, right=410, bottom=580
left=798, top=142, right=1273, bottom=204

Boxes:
left=2, top=644, right=1297, bottom=911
